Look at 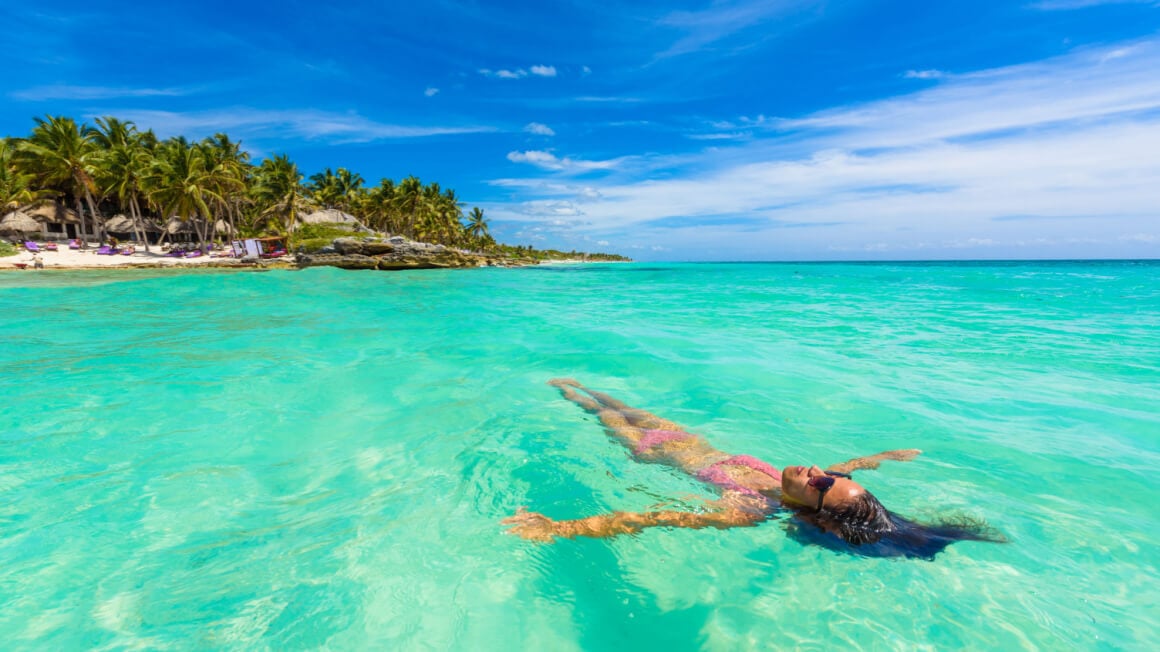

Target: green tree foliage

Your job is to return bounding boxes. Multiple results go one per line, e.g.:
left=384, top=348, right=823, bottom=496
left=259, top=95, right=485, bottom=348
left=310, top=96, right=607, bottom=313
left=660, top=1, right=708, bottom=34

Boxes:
left=2, top=114, right=628, bottom=261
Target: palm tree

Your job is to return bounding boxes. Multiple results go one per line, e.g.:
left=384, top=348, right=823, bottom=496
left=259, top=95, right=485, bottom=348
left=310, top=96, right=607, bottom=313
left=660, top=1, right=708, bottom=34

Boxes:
left=91, top=117, right=155, bottom=250
left=308, top=167, right=340, bottom=210
left=395, top=175, right=424, bottom=239
left=146, top=140, right=222, bottom=253
left=309, top=167, right=365, bottom=216
left=464, top=206, right=490, bottom=249
left=367, top=178, right=398, bottom=233
left=15, top=115, right=103, bottom=245
left=0, top=138, right=39, bottom=216
left=202, top=133, right=250, bottom=242
left=334, top=167, right=364, bottom=215
left=253, top=154, right=314, bottom=235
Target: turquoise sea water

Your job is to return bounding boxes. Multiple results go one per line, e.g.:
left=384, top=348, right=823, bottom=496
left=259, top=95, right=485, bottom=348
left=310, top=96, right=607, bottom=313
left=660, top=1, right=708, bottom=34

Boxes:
left=1, top=261, right=1157, bottom=650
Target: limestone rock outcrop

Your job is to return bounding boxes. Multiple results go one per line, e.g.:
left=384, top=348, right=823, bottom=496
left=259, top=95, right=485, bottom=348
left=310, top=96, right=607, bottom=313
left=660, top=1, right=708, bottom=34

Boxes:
left=296, top=236, right=526, bottom=271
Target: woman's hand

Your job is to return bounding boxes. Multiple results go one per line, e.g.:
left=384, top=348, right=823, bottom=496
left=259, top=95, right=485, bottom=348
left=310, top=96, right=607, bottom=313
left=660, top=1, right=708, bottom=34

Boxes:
left=827, top=449, right=923, bottom=473
left=547, top=378, right=581, bottom=388
left=878, top=449, right=922, bottom=462
left=502, top=508, right=559, bottom=542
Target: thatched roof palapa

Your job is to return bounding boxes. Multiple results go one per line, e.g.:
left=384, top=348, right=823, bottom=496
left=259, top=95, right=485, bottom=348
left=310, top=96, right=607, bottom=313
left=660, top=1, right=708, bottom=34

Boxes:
left=300, top=209, right=373, bottom=232
left=0, top=210, right=41, bottom=234
left=27, top=203, right=81, bottom=224
left=105, top=214, right=162, bottom=234
left=163, top=216, right=196, bottom=234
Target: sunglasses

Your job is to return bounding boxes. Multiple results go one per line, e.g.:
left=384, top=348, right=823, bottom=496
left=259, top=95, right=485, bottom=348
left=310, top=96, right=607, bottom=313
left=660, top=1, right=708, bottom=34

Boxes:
left=806, top=470, right=852, bottom=510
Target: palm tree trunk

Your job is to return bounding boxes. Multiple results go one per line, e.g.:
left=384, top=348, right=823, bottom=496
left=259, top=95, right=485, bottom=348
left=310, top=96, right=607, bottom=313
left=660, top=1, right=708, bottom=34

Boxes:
left=195, top=215, right=208, bottom=253
left=132, top=196, right=151, bottom=252
left=227, top=201, right=238, bottom=246
left=73, top=196, right=88, bottom=248
left=83, top=189, right=103, bottom=244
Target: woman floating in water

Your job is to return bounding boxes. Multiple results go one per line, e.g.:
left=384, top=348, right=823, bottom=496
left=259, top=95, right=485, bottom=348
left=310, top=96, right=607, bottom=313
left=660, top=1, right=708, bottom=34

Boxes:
left=504, top=379, right=1004, bottom=559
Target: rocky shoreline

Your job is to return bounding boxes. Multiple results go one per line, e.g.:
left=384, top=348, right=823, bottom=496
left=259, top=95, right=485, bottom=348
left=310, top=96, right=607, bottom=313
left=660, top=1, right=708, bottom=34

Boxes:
left=295, top=236, right=537, bottom=271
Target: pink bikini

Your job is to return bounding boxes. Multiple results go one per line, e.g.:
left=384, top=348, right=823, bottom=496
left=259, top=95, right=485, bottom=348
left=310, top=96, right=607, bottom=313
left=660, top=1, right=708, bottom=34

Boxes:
left=634, top=429, right=781, bottom=497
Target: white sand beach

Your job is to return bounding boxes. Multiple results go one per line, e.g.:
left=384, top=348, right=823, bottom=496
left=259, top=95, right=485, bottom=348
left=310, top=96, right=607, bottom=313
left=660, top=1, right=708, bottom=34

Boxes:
left=0, top=243, right=264, bottom=270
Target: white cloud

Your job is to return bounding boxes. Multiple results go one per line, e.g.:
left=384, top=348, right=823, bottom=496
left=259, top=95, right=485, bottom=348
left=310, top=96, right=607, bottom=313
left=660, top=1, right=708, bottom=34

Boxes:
left=488, top=39, right=1160, bottom=259
left=581, top=66, right=592, bottom=75
left=904, top=69, right=944, bottom=79
left=530, top=65, right=557, bottom=77
left=108, top=108, right=496, bottom=144
left=654, top=0, right=808, bottom=59
left=506, top=150, right=626, bottom=172
left=424, top=87, right=439, bottom=97
left=575, top=96, right=643, bottom=103
left=10, top=85, right=185, bottom=101
left=511, top=201, right=585, bottom=217
left=1032, top=0, right=1155, bottom=9
left=524, top=122, right=556, bottom=136
left=688, top=131, right=750, bottom=141
left=479, top=68, right=528, bottom=79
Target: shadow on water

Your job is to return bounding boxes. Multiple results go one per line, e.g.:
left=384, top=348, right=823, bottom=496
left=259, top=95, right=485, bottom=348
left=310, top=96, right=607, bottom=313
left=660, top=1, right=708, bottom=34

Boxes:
left=507, top=457, right=714, bottom=647
left=541, top=538, right=714, bottom=649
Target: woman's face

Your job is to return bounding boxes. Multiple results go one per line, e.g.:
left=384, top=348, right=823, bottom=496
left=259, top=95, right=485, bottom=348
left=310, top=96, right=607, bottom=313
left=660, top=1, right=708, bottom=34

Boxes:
left=781, top=465, right=866, bottom=509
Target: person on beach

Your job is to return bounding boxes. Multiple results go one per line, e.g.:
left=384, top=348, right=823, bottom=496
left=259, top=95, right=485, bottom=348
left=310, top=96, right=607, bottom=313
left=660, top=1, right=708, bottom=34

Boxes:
left=504, top=379, right=1005, bottom=558
left=31, top=252, right=43, bottom=269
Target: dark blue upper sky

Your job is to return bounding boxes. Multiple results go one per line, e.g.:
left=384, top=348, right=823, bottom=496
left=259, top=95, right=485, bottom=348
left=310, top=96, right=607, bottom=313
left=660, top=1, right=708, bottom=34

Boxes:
left=3, top=0, right=1158, bottom=259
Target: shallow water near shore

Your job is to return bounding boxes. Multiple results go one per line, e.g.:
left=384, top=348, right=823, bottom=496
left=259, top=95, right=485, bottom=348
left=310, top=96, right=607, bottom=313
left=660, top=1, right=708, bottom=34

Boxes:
left=1, top=261, right=1157, bottom=650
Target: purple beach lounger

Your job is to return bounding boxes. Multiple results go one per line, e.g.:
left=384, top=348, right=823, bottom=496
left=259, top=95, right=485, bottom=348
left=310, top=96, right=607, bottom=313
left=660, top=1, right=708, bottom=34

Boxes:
left=97, top=245, right=113, bottom=255
left=24, top=242, right=40, bottom=253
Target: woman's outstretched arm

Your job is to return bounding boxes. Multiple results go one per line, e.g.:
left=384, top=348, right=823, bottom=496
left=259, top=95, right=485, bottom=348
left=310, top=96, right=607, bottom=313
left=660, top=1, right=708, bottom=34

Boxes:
left=826, top=449, right=922, bottom=474
left=503, top=505, right=764, bottom=542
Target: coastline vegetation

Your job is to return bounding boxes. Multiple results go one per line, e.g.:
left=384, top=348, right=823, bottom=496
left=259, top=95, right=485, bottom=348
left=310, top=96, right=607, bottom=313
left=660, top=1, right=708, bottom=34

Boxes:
left=1, top=114, right=630, bottom=261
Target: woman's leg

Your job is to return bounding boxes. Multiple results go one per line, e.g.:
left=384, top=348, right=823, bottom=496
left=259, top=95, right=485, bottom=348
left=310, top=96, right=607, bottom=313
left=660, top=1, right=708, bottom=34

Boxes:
left=548, top=379, right=731, bottom=480
left=550, top=379, right=651, bottom=449
left=550, top=379, right=685, bottom=431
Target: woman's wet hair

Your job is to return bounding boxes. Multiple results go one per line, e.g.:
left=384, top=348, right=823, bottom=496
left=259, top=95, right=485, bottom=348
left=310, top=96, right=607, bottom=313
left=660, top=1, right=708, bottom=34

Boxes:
left=788, top=491, right=1006, bottom=559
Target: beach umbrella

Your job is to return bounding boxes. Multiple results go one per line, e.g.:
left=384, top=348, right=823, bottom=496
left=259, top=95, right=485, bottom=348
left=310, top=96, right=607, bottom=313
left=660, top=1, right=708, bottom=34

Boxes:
left=0, top=210, right=41, bottom=234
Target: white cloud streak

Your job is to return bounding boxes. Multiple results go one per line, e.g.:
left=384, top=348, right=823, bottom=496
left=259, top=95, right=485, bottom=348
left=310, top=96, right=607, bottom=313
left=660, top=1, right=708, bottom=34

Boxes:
left=904, top=69, right=944, bottom=79
left=506, top=150, right=626, bottom=172
left=655, top=0, right=812, bottom=59
left=524, top=122, right=556, bottom=136
left=479, top=68, right=528, bottom=79
left=490, top=39, right=1160, bottom=259
left=424, top=87, right=440, bottom=97
left=480, top=65, right=559, bottom=79
left=108, top=108, right=496, bottom=143
left=10, top=85, right=186, bottom=101
left=1031, top=0, right=1156, bottom=9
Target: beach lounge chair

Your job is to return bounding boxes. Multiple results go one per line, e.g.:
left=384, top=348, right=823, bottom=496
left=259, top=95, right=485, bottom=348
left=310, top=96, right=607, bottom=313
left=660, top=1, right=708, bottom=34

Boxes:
left=184, top=250, right=203, bottom=258
left=24, top=242, right=40, bottom=253
left=96, top=245, right=113, bottom=255
left=68, top=239, right=81, bottom=249
left=121, top=247, right=135, bottom=256
left=43, top=242, right=58, bottom=251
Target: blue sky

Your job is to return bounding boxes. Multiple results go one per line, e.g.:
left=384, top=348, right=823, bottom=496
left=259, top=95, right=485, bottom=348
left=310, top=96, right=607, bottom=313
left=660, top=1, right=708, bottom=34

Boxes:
left=2, top=0, right=1158, bottom=260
